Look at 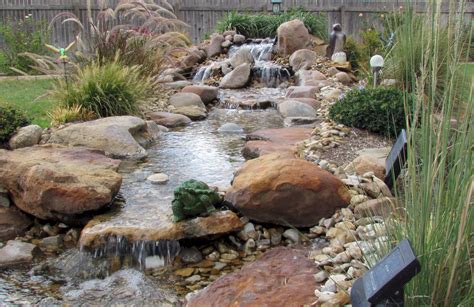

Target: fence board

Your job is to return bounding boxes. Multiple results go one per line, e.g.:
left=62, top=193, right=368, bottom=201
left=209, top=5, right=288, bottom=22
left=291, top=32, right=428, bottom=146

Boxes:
left=1, top=0, right=473, bottom=46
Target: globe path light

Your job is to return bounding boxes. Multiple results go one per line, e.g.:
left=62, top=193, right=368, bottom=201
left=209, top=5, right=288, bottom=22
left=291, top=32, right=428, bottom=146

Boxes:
left=271, top=0, right=282, bottom=14
left=370, top=55, right=385, bottom=87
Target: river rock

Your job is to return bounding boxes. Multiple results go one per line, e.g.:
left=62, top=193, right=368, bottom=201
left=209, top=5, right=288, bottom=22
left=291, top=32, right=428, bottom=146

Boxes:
left=217, top=123, right=244, bottom=133
left=169, top=92, right=206, bottom=109
left=8, top=124, right=43, bottom=149
left=48, top=116, right=156, bottom=160
left=221, top=40, right=232, bottom=48
left=243, top=128, right=312, bottom=159
left=292, top=98, right=321, bottom=110
left=0, top=144, right=122, bottom=223
left=187, top=247, right=318, bottom=306
left=0, top=240, right=38, bottom=268
left=289, top=49, right=317, bottom=71
left=63, top=269, right=178, bottom=305
left=0, top=207, right=32, bottom=241
left=230, top=48, right=254, bottom=68
left=278, top=100, right=317, bottom=118
left=354, top=197, right=399, bottom=218
left=80, top=211, right=243, bottom=249
left=180, top=47, right=206, bottom=70
left=277, top=19, right=310, bottom=56
left=233, top=34, right=246, bottom=44
left=173, top=106, right=207, bottom=121
left=335, top=71, right=352, bottom=85
left=345, top=154, right=386, bottom=180
left=295, top=70, right=327, bottom=86
left=206, top=33, right=225, bottom=58
left=147, top=173, right=169, bottom=184
left=179, top=246, right=203, bottom=264
left=182, top=85, right=219, bottom=105
left=219, top=63, right=251, bottom=89
left=146, top=112, right=191, bottom=128
left=225, top=153, right=351, bottom=227
left=286, top=86, right=320, bottom=99
left=160, top=80, right=192, bottom=90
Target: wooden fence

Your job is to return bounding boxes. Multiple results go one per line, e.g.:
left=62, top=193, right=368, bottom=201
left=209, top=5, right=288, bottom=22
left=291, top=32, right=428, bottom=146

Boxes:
left=1, top=0, right=473, bottom=46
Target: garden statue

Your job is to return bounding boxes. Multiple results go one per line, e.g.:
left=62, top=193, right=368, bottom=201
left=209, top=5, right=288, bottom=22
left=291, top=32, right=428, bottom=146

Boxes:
left=171, top=179, right=220, bottom=223
left=326, top=24, right=346, bottom=59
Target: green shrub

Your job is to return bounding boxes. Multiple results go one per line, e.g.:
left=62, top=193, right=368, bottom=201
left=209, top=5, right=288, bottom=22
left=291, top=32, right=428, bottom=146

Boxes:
left=0, top=103, right=30, bottom=143
left=329, top=87, right=407, bottom=137
left=51, top=56, right=153, bottom=117
left=345, top=36, right=366, bottom=70
left=0, top=17, right=49, bottom=75
left=360, top=28, right=384, bottom=56
left=216, top=9, right=327, bottom=40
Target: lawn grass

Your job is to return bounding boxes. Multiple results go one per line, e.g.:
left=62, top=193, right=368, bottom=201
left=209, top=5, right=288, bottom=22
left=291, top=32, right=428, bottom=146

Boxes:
left=0, top=78, right=58, bottom=127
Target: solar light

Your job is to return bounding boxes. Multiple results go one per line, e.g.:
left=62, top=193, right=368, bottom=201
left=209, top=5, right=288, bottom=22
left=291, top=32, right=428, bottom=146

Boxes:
left=271, top=0, right=282, bottom=14
left=370, top=55, right=385, bottom=87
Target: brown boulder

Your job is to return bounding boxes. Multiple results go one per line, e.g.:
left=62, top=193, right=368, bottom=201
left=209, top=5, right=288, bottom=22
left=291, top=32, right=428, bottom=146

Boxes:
left=0, top=145, right=122, bottom=223
left=289, top=49, right=317, bottom=71
left=181, top=85, right=218, bottom=105
left=146, top=112, right=191, bottom=128
left=243, top=128, right=312, bottom=159
left=277, top=19, right=310, bottom=56
left=0, top=207, right=32, bottom=241
left=286, top=86, right=320, bottom=99
left=345, top=154, right=386, bottom=180
left=225, top=153, right=351, bottom=227
left=187, top=247, right=318, bottom=307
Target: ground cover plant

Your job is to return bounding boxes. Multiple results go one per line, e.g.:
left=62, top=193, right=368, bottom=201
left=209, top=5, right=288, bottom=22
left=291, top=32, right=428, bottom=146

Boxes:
left=215, top=9, right=327, bottom=40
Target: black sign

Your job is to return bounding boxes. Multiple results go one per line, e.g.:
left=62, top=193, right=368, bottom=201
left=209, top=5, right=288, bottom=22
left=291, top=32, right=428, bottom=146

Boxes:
left=384, top=129, right=408, bottom=189
left=351, top=239, right=421, bottom=307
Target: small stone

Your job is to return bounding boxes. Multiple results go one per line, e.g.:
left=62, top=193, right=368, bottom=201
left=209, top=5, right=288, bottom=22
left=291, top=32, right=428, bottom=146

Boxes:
left=314, top=270, right=328, bottom=283
left=335, top=221, right=356, bottom=231
left=323, top=218, right=335, bottom=229
left=351, top=195, right=370, bottom=206
left=244, top=238, right=256, bottom=255
left=310, top=226, right=326, bottom=235
left=238, top=223, right=258, bottom=241
left=333, top=251, right=351, bottom=264
left=207, top=251, right=220, bottom=261
left=314, top=254, right=331, bottom=262
left=213, top=262, right=227, bottom=271
left=217, top=242, right=230, bottom=254
left=147, top=173, right=169, bottom=184
left=0, top=194, right=10, bottom=208
left=282, top=229, right=300, bottom=244
left=185, top=275, right=201, bottom=283
left=201, top=246, right=214, bottom=256
left=269, top=228, right=283, bottom=245
left=341, top=208, right=354, bottom=220
left=175, top=268, right=195, bottom=277
left=220, top=253, right=238, bottom=261
left=179, top=247, right=203, bottom=264
left=38, top=235, right=63, bottom=252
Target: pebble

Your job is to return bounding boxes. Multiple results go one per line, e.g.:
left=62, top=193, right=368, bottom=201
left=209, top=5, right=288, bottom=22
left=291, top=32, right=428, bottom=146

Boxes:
left=314, top=270, right=329, bottom=283
left=175, top=268, right=195, bottom=277
left=179, top=247, right=203, bottom=264
left=185, top=275, right=201, bottom=283
left=282, top=229, right=300, bottom=244
left=147, top=173, right=169, bottom=184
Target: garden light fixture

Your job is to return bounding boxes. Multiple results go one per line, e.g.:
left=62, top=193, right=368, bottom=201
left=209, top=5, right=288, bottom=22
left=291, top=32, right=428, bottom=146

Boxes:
left=370, top=55, right=385, bottom=87
left=271, top=0, right=282, bottom=14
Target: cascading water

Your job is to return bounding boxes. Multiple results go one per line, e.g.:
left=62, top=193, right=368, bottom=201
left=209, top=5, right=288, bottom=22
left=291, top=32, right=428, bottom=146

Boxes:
left=228, top=39, right=291, bottom=88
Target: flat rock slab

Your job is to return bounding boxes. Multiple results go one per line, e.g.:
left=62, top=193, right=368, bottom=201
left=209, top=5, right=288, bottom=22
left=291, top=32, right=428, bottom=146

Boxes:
left=147, top=112, right=192, bottom=128
left=48, top=116, right=156, bottom=160
left=0, top=207, right=32, bottom=241
left=0, top=144, right=122, bottom=223
left=0, top=240, right=38, bottom=268
left=80, top=210, right=243, bottom=249
left=187, top=247, right=318, bottom=307
left=243, top=127, right=312, bottom=159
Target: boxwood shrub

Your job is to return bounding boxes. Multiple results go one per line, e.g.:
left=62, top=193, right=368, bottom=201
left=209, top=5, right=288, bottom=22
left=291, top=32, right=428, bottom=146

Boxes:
left=0, top=104, right=30, bottom=143
left=329, top=87, right=407, bottom=137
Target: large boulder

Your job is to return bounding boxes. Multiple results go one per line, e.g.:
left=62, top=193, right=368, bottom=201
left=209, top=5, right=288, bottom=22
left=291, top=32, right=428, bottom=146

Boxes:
left=295, top=70, right=327, bottom=86
left=146, top=112, right=191, bottom=128
left=8, top=124, right=43, bottom=149
left=180, top=47, right=206, bottom=70
left=181, top=85, right=219, bottom=105
left=243, top=128, right=312, bottom=159
left=230, top=48, right=254, bottom=68
left=286, top=86, right=320, bottom=99
left=80, top=211, right=243, bottom=249
left=0, top=145, right=122, bottom=223
left=277, top=19, right=310, bottom=56
left=48, top=116, right=158, bottom=160
left=278, top=100, right=317, bottom=118
left=206, top=33, right=225, bottom=58
left=289, top=49, right=317, bottom=71
left=345, top=151, right=388, bottom=180
left=219, top=63, right=251, bottom=89
left=169, top=92, right=206, bottom=109
left=225, top=153, right=351, bottom=227
left=187, top=247, right=318, bottom=306
left=292, top=98, right=321, bottom=110
left=0, top=240, right=38, bottom=268
left=335, top=71, right=352, bottom=85
left=0, top=207, right=32, bottom=241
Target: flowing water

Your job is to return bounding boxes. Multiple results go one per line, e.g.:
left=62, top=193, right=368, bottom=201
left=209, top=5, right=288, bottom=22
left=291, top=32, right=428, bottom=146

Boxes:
left=194, top=40, right=291, bottom=87
left=0, top=97, right=286, bottom=304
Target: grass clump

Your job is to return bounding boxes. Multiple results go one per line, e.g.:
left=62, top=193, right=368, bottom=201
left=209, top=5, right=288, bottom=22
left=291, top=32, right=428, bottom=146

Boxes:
left=216, top=9, right=327, bottom=40
left=51, top=57, right=152, bottom=117
left=0, top=103, right=30, bottom=143
left=48, top=104, right=96, bottom=127
left=329, top=87, right=407, bottom=137
left=372, top=1, right=473, bottom=305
